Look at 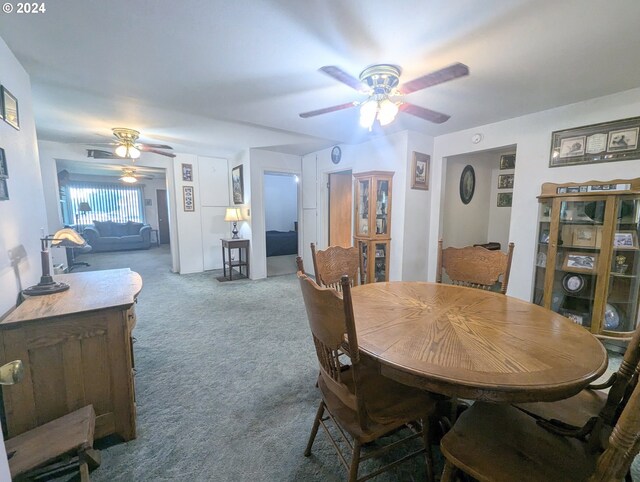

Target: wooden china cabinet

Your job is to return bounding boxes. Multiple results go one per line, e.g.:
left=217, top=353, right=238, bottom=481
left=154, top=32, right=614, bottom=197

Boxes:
left=534, top=178, right=640, bottom=339
left=353, top=171, right=393, bottom=283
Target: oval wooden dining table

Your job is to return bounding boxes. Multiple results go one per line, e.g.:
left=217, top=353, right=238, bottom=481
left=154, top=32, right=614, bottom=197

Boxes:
left=350, top=282, right=608, bottom=403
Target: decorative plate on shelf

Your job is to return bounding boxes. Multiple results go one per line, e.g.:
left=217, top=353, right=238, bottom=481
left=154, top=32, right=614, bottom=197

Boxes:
left=604, top=303, right=621, bottom=330
left=562, top=273, right=585, bottom=294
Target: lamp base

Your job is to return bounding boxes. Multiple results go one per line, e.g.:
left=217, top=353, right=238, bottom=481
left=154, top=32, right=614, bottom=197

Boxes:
left=231, top=222, right=239, bottom=239
left=23, top=278, right=70, bottom=296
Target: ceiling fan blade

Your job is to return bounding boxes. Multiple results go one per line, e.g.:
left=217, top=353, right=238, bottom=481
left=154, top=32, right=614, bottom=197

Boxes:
left=299, top=102, right=357, bottom=118
left=87, top=149, right=116, bottom=159
left=399, top=62, right=469, bottom=95
left=400, top=103, right=451, bottom=124
left=145, top=148, right=176, bottom=158
left=139, top=143, right=173, bottom=150
left=319, top=66, right=368, bottom=92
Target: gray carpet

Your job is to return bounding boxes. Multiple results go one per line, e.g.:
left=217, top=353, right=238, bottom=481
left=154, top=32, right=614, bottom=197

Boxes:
left=67, top=247, right=430, bottom=481
left=61, top=247, right=635, bottom=481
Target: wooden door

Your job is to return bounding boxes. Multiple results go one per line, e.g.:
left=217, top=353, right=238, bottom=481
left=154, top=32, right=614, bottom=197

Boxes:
left=328, top=171, right=352, bottom=247
left=156, top=189, right=170, bottom=244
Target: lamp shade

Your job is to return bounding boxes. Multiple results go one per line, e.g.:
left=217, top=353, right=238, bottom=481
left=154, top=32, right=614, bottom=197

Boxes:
left=78, top=202, right=92, bottom=213
left=224, top=207, right=242, bottom=222
left=50, top=228, right=87, bottom=248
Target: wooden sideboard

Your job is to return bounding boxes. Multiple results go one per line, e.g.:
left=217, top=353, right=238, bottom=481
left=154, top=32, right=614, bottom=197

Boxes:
left=0, top=268, right=142, bottom=441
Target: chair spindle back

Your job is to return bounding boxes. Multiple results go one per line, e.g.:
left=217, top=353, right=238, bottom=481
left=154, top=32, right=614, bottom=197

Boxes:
left=437, top=239, right=514, bottom=294
left=311, top=243, right=363, bottom=291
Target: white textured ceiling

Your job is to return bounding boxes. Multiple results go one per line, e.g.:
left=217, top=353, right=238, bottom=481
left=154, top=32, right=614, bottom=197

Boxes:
left=2, top=0, right=640, bottom=157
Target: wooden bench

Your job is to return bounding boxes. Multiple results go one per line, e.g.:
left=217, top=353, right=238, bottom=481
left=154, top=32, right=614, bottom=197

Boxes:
left=6, top=405, right=100, bottom=481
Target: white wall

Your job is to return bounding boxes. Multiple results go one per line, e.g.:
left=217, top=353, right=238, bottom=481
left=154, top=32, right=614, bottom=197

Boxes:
left=431, top=87, right=640, bottom=301
left=173, top=154, right=230, bottom=273
left=198, top=156, right=230, bottom=271
left=301, top=152, right=317, bottom=275
left=403, top=132, right=435, bottom=281
left=247, top=149, right=301, bottom=279
left=0, top=38, right=49, bottom=316
left=264, top=173, right=298, bottom=232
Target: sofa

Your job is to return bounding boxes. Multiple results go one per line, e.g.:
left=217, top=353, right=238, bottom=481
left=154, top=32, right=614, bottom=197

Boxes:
left=83, top=221, right=152, bottom=252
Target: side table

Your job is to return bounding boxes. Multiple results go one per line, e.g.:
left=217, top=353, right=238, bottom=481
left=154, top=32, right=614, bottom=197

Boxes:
left=150, top=229, right=160, bottom=247
left=221, top=238, right=250, bottom=281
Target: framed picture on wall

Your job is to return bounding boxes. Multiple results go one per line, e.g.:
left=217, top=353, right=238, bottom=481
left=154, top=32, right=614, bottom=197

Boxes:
left=1, top=87, right=19, bottom=130
left=181, top=163, right=193, bottom=182
left=0, top=148, right=7, bottom=178
left=497, top=192, right=513, bottom=207
left=411, top=151, right=430, bottom=190
left=0, top=178, right=8, bottom=201
left=549, top=116, right=640, bottom=167
left=183, top=186, right=195, bottom=212
left=498, top=174, right=514, bottom=189
left=499, top=154, right=516, bottom=170
left=232, top=164, right=244, bottom=204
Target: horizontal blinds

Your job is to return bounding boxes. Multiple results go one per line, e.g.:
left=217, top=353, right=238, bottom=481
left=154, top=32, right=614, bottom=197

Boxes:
left=65, top=181, right=145, bottom=225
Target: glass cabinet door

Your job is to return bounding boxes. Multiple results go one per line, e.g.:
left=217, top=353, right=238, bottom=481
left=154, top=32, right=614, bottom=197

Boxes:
left=360, top=241, right=368, bottom=281
left=533, top=200, right=552, bottom=306
left=357, top=179, right=370, bottom=236
left=604, top=197, right=640, bottom=334
left=549, top=199, right=607, bottom=329
left=375, top=180, right=389, bottom=236
left=374, top=242, right=388, bottom=282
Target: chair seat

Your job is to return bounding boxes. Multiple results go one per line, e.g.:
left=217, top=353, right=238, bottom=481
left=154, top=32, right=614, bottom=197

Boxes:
left=6, top=405, right=96, bottom=478
left=319, top=365, right=436, bottom=443
left=441, top=402, right=597, bottom=482
left=515, top=389, right=608, bottom=429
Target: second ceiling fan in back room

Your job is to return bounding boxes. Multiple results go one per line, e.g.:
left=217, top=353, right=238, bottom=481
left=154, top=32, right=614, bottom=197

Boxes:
left=299, top=62, right=469, bottom=130
left=86, top=128, right=176, bottom=161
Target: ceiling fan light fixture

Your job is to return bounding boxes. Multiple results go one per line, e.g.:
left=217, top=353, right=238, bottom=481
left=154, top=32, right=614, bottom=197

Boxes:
left=129, top=146, right=141, bottom=159
left=119, top=173, right=138, bottom=183
left=119, top=168, right=138, bottom=183
left=120, top=175, right=137, bottom=183
left=115, top=144, right=128, bottom=158
left=115, top=143, right=141, bottom=159
left=359, top=100, right=378, bottom=130
left=377, top=98, right=399, bottom=126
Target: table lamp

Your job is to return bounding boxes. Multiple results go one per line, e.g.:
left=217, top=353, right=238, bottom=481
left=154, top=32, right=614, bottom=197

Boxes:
left=76, top=202, right=92, bottom=225
left=224, top=207, right=242, bottom=239
left=23, top=228, right=88, bottom=296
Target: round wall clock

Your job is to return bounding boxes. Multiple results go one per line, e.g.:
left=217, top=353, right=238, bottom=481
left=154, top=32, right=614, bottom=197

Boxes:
left=562, top=273, right=585, bottom=294
left=459, top=165, right=475, bottom=205
left=331, top=146, right=342, bottom=164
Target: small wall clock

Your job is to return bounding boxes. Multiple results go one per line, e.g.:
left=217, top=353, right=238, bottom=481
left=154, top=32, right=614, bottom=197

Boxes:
left=331, top=146, right=342, bottom=164
left=459, top=165, right=475, bottom=205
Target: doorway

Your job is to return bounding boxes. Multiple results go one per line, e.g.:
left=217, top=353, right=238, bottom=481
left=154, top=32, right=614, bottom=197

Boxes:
left=156, top=189, right=170, bottom=244
left=328, top=170, right=353, bottom=247
left=264, top=172, right=300, bottom=276
left=441, top=146, right=516, bottom=251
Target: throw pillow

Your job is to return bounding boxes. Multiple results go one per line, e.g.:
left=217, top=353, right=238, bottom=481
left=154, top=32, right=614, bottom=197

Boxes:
left=93, top=220, right=112, bottom=237
left=127, top=222, right=144, bottom=235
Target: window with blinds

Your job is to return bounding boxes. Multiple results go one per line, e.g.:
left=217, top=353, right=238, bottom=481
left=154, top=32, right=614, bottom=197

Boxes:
left=63, top=181, right=146, bottom=226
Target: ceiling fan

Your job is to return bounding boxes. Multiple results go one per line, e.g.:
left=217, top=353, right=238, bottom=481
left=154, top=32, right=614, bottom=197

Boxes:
left=119, top=167, right=153, bottom=184
left=299, top=63, right=469, bottom=129
left=87, top=128, right=175, bottom=160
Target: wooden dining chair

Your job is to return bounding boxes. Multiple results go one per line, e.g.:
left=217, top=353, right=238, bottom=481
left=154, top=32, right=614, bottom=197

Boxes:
left=514, top=323, right=640, bottom=447
left=436, top=239, right=514, bottom=294
left=310, top=243, right=364, bottom=290
left=297, top=271, right=437, bottom=482
left=439, top=368, right=640, bottom=482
